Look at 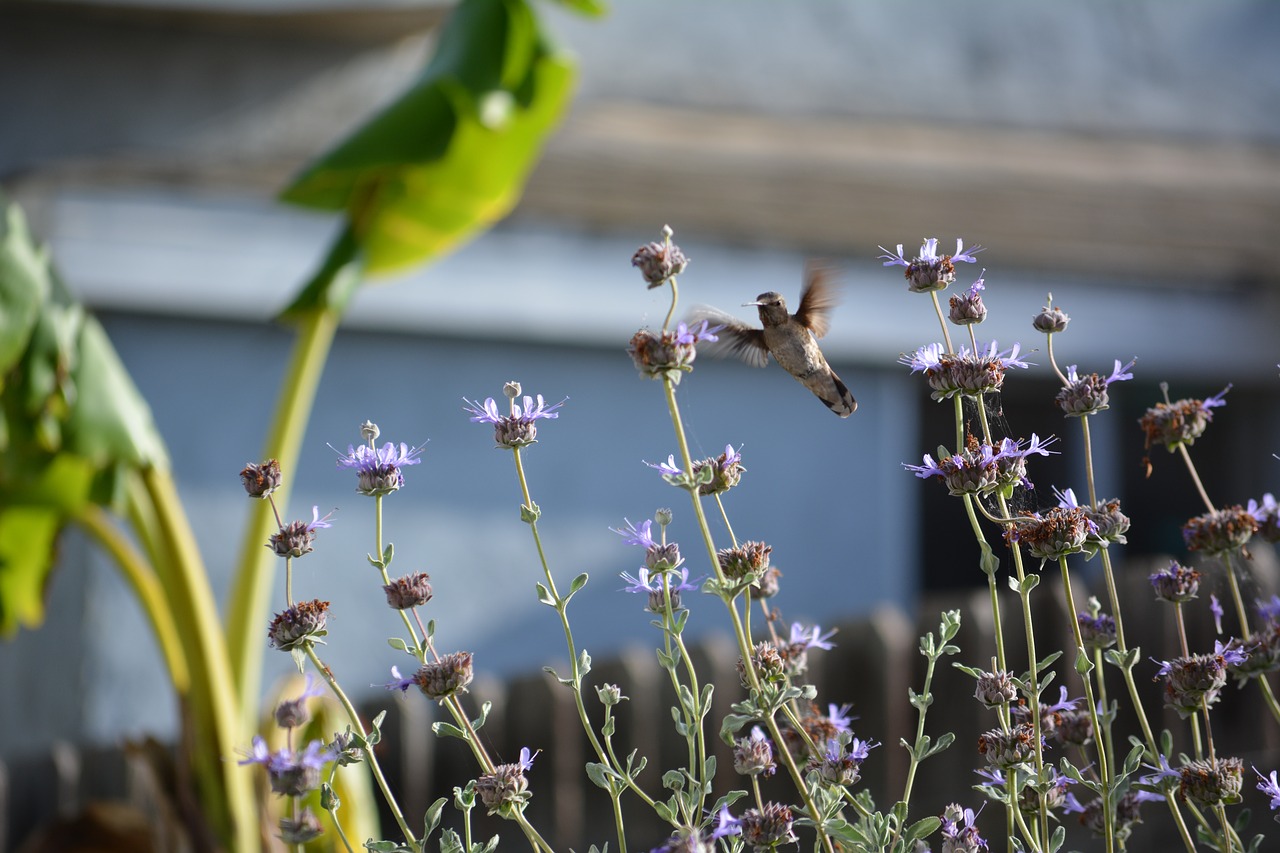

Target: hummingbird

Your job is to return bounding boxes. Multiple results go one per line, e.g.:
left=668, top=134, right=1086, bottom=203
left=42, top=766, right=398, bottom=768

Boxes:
left=690, top=265, right=857, bottom=417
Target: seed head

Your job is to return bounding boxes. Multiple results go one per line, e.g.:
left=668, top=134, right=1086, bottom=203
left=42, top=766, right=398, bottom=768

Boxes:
left=737, top=802, right=798, bottom=852
left=268, top=506, right=334, bottom=559
left=279, top=809, right=324, bottom=845
left=973, top=669, right=1017, bottom=708
left=978, top=722, right=1039, bottom=769
left=383, top=572, right=433, bottom=610
left=1150, top=561, right=1200, bottom=603
left=413, top=651, right=475, bottom=700
left=240, top=459, right=282, bottom=499
left=1182, top=506, right=1257, bottom=557
left=733, top=727, right=776, bottom=778
left=475, top=748, right=536, bottom=815
left=627, top=321, right=718, bottom=384
left=632, top=234, right=689, bottom=288
left=1179, top=756, right=1244, bottom=807
left=750, top=566, right=782, bottom=599
left=948, top=275, right=988, bottom=325
left=718, top=541, right=772, bottom=581
left=1139, top=386, right=1230, bottom=452
left=1006, top=506, right=1094, bottom=561
left=737, top=641, right=785, bottom=688
left=1032, top=294, right=1070, bottom=334
left=268, top=599, right=330, bottom=651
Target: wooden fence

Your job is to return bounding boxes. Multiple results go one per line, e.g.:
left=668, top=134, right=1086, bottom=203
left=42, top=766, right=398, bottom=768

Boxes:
left=5, top=561, right=1280, bottom=852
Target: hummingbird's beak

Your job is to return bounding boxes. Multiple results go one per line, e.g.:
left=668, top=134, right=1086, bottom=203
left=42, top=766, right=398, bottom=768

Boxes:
left=742, top=300, right=762, bottom=307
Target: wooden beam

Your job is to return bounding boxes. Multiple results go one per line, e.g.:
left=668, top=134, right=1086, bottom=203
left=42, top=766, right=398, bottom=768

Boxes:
left=516, top=102, right=1280, bottom=285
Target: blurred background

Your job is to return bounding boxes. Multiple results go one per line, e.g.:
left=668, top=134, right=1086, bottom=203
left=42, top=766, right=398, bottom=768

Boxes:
left=2, top=0, right=1279, bottom=846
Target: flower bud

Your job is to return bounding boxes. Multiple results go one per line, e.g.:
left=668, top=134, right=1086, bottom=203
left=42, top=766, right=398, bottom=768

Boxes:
left=240, top=459, right=282, bottom=499
left=1032, top=295, right=1070, bottom=334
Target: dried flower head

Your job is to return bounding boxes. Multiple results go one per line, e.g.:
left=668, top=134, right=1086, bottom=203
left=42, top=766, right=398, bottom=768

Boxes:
left=737, top=802, right=798, bottom=852
left=1006, top=505, right=1094, bottom=561
left=693, top=444, right=745, bottom=496
left=939, top=803, right=988, bottom=853
left=1179, top=756, right=1244, bottom=807
left=1055, top=359, right=1135, bottom=417
left=974, top=669, right=1017, bottom=708
left=383, top=572, right=433, bottom=610
left=1032, top=294, right=1070, bottom=334
left=627, top=322, right=719, bottom=384
left=750, top=566, right=782, bottom=599
left=900, top=340, right=1030, bottom=401
left=268, top=506, right=335, bottom=559
left=1139, top=386, right=1230, bottom=452
left=1150, top=561, right=1201, bottom=603
left=240, top=459, right=282, bottom=499
left=948, top=275, right=987, bottom=325
left=977, top=722, right=1039, bottom=769
left=737, top=641, right=786, bottom=688
left=879, top=237, right=983, bottom=294
left=805, top=734, right=877, bottom=788
left=475, top=747, right=536, bottom=815
left=1155, top=640, right=1247, bottom=718
left=267, top=599, right=330, bottom=651
left=464, top=393, right=566, bottom=449
left=733, top=727, right=777, bottom=778
left=274, top=674, right=324, bottom=729
left=400, top=652, right=475, bottom=701
left=1182, top=505, right=1258, bottom=557
left=718, top=541, right=772, bottom=581
left=278, top=808, right=324, bottom=845
left=632, top=229, right=689, bottom=288
left=238, top=736, right=335, bottom=797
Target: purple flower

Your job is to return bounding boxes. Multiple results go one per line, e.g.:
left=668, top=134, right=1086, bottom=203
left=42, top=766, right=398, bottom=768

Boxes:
left=674, top=320, right=720, bottom=345
left=879, top=238, right=984, bottom=293
left=645, top=455, right=684, bottom=478
left=239, top=735, right=336, bottom=797
left=464, top=393, right=566, bottom=449
left=1211, top=594, right=1225, bottom=633
left=1255, top=767, right=1280, bottom=810
left=620, top=566, right=698, bottom=595
left=268, top=506, right=335, bottom=559
left=611, top=518, right=656, bottom=549
left=709, top=805, right=742, bottom=839
left=1056, top=359, right=1136, bottom=417
left=381, top=665, right=416, bottom=692
left=1140, top=385, right=1230, bottom=452
left=788, top=622, right=837, bottom=651
left=900, top=340, right=1031, bottom=400
left=334, top=440, right=426, bottom=496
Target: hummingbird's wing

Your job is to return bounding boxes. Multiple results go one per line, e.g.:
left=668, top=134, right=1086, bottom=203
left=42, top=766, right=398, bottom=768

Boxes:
left=686, top=305, right=770, bottom=368
left=793, top=264, right=839, bottom=339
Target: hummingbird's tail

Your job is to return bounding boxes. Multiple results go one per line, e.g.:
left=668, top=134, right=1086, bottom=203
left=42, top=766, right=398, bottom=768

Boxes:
left=814, top=370, right=857, bottom=418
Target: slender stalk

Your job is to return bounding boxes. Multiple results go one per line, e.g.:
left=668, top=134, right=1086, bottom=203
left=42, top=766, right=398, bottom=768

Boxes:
left=1058, top=557, right=1114, bottom=853
left=929, top=290, right=954, bottom=354
left=303, top=646, right=418, bottom=849
left=74, top=505, right=191, bottom=693
left=660, top=377, right=833, bottom=853
left=227, top=305, right=342, bottom=736
left=140, top=467, right=259, bottom=853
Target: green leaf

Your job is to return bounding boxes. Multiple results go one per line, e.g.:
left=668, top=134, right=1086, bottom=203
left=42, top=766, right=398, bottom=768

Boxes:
left=424, top=797, right=449, bottom=838
left=903, top=816, right=941, bottom=843
left=520, top=501, right=541, bottom=524
left=439, top=828, right=465, bottom=853
left=1073, top=647, right=1095, bottom=675
left=280, top=0, right=577, bottom=289
left=545, top=0, right=608, bottom=16
left=568, top=572, right=589, bottom=595
left=388, top=637, right=410, bottom=652
left=534, top=581, right=556, bottom=606
left=0, top=200, right=50, bottom=379
left=0, top=506, right=63, bottom=634
left=432, top=721, right=467, bottom=739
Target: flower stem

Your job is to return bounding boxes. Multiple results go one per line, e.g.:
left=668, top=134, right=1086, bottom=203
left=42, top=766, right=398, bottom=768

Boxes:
left=227, top=305, right=342, bottom=736
left=303, top=646, right=418, bottom=850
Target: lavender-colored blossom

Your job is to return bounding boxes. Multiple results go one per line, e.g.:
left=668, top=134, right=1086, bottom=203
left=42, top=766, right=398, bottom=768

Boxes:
left=611, top=518, right=657, bottom=549
left=674, top=320, right=720, bottom=345
left=646, top=455, right=684, bottom=478
left=788, top=622, right=837, bottom=651
left=620, top=566, right=698, bottom=595
left=900, top=340, right=1031, bottom=401
left=1211, top=595, right=1225, bottom=634
left=1256, top=767, right=1280, bottom=810
left=1056, top=358, right=1136, bottom=417
left=710, top=805, right=743, bottom=839
left=1140, top=385, right=1231, bottom=452
left=464, top=393, right=566, bottom=449
left=1249, top=494, right=1280, bottom=542
left=333, top=440, right=425, bottom=496
left=381, top=665, right=415, bottom=692
left=879, top=238, right=983, bottom=293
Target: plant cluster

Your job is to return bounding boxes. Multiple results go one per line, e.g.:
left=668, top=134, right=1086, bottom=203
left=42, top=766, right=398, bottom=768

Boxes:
left=237, top=228, right=1280, bottom=853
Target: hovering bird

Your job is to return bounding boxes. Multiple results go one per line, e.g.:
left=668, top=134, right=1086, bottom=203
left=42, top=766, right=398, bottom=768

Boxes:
left=690, top=265, right=857, bottom=417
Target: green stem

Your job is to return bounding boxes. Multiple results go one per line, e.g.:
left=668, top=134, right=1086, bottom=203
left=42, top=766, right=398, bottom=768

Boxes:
left=303, top=645, right=418, bottom=849
left=140, top=467, right=259, bottom=853
left=74, top=505, right=191, bottom=693
left=660, top=377, right=832, bottom=853
left=1059, top=556, right=1114, bottom=853
left=227, top=305, right=342, bottom=736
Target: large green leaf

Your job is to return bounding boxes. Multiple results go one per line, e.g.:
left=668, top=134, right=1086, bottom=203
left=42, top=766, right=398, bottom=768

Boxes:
left=0, top=201, right=51, bottom=379
left=278, top=0, right=578, bottom=313
left=0, top=196, right=168, bottom=633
